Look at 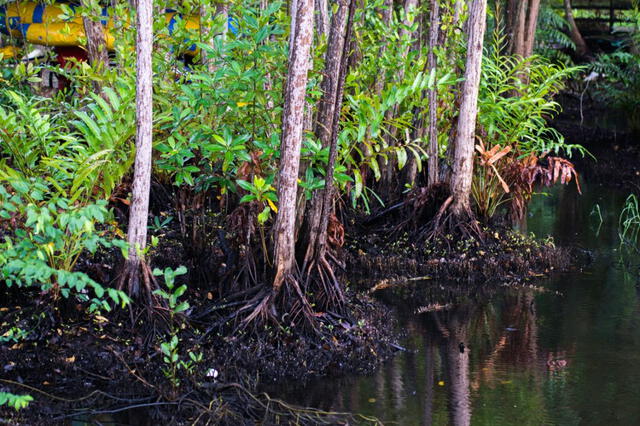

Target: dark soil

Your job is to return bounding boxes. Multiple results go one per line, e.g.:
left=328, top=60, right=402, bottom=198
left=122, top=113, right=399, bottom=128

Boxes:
left=0, top=283, right=399, bottom=425
left=346, top=226, right=576, bottom=288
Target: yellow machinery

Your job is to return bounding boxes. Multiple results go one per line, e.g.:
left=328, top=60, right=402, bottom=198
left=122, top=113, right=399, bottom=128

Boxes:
left=0, top=2, right=204, bottom=57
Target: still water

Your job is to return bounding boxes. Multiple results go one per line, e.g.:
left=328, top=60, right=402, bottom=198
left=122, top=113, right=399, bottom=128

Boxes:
left=271, top=183, right=640, bottom=425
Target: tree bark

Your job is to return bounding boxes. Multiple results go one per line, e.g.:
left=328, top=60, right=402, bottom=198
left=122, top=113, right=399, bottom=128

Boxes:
left=564, top=0, right=589, bottom=57
left=450, top=0, right=486, bottom=217
left=523, top=0, right=541, bottom=58
left=453, top=0, right=464, bottom=28
left=427, top=0, right=440, bottom=186
left=303, top=0, right=353, bottom=270
left=81, top=0, right=108, bottom=70
left=315, top=0, right=330, bottom=37
left=272, top=0, right=315, bottom=292
left=511, top=0, right=528, bottom=57
left=507, top=0, right=541, bottom=58
left=124, top=0, right=153, bottom=298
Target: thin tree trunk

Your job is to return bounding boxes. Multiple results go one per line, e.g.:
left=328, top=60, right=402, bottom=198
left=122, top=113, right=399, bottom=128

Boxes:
left=272, top=0, right=314, bottom=292
left=523, top=0, right=541, bottom=57
left=427, top=0, right=440, bottom=186
left=201, top=1, right=228, bottom=73
left=381, top=0, right=419, bottom=192
left=373, top=0, right=393, bottom=95
left=124, top=0, right=153, bottom=298
left=82, top=1, right=109, bottom=70
left=511, top=0, right=528, bottom=56
left=564, top=0, right=589, bottom=57
left=315, top=0, right=330, bottom=37
left=450, top=0, right=486, bottom=217
left=303, top=0, right=353, bottom=269
left=453, top=0, right=464, bottom=28
left=506, top=0, right=541, bottom=58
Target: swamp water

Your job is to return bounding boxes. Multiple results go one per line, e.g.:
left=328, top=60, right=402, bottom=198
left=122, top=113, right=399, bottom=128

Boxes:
left=269, top=183, right=640, bottom=425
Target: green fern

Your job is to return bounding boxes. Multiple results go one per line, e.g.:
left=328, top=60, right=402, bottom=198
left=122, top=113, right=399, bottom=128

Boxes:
left=535, top=4, right=576, bottom=66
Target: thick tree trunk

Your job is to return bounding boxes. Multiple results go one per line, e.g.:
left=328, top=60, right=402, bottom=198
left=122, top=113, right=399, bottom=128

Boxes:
left=123, top=0, right=153, bottom=298
left=426, top=0, right=440, bottom=186
left=450, top=0, right=486, bottom=217
left=303, top=0, right=353, bottom=270
left=564, top=0, right=589, bottom=57
left=81, top=0, right=108, bottom=70
left=272, top=0, right=314, bottom=292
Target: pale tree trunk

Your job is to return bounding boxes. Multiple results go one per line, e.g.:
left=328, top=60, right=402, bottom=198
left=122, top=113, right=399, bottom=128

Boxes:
left=303, top=0, right=353, bottom=274
left=450, top=0, right=486, bottom=217
left=272, top=0, right=315, bottom=292
left=381, top=0, right=419, bottom=192
left=81, top=0, right=109, bottom=70
left=564, top=0, right=589, bottom=57
left=315, top=0, right=330, bottom=37
left=289, top=0, right=299, bottom=52
left=426, top=0, right=440, bottom=186
left=201, top=1, right=228, bottom=73
left=453, top=0, right=464, bottom=28
left=122, top=0, right=153, bottom=299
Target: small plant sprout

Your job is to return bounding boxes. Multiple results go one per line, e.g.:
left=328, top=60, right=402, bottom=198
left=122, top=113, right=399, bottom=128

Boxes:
left=153, top=266, right=201, bottom=390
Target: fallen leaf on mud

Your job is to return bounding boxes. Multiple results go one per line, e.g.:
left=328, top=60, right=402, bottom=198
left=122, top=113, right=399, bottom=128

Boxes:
left=94, top=315, right=109, bottom=323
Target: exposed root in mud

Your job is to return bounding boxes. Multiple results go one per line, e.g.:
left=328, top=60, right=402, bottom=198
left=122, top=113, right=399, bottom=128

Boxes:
left=239, top=276, right=318, bottom=333
left=117, top=258, right=158, bottom=306
left=1, top=377, right=383, bottom=425
left=422, top=196, right=484, bottom=244
left=303, top=254, right=346, bottom=313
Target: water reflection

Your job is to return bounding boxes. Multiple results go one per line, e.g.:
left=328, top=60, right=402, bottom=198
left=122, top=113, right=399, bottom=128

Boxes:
left=269, top=184, right=640, bottom=424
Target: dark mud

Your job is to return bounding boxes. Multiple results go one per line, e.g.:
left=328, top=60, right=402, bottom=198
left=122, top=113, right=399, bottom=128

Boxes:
left=347, top=226, right=576, bottom=288
left=0, top=282, right=399, bottom=425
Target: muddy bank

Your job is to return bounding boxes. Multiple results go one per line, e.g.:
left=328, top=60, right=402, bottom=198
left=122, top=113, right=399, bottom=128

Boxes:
left=0, top=283, right=399, bottom=425
left=346, top=227, right=577, bottom=288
